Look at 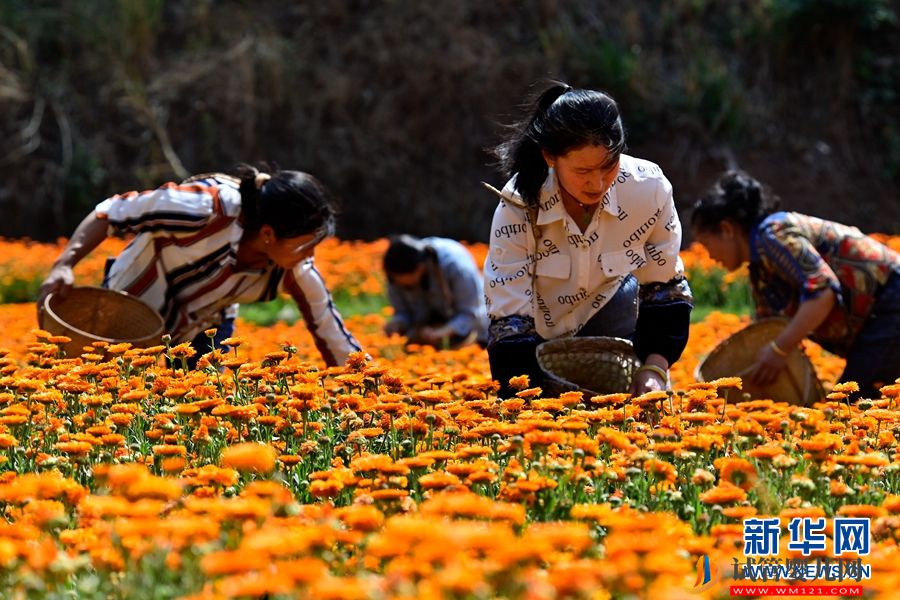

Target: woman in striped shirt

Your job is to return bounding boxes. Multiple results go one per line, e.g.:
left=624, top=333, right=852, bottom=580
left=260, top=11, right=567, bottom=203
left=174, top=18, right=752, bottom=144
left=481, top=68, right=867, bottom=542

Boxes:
left=37, top=166, right=363, bottom=367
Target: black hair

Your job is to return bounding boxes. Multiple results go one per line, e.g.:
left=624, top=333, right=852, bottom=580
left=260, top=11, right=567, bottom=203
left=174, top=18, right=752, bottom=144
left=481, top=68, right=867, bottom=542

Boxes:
left=236, top=164, right=336, bottom=239
left=691, top=170, right=781, bottom=234
left=493, top=80, right=627, bottom=206
left=383, top=235, right=434, bottom=275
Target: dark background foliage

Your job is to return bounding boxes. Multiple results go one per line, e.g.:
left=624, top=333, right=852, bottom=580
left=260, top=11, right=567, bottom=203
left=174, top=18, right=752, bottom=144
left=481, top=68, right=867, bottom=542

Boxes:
left=1, top=0, right=898, bottom=243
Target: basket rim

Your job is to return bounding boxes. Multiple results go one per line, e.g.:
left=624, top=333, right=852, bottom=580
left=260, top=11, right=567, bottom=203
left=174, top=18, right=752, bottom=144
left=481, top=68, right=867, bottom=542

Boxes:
left=694, top=316, right=824, bottom=404
left=695, top=317, right=790, bottom=379
left=42, top=285, right=165, bottom=344
left=536, top=336, right=640, bottom=396
left=536, top=335, right=637, bottom=356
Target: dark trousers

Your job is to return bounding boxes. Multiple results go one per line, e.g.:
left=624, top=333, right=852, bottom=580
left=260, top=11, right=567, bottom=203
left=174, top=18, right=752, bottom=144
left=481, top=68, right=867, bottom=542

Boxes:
left=488, top=275, right=638, bottom=397
left=841, top=270, right=900, bottom=398
left=185, top=317, right=236, bottom=370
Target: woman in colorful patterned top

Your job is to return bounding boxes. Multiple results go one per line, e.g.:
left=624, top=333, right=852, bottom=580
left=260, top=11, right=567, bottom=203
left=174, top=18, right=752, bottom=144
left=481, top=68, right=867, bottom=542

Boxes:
left=37, top=166, right=363, bottom=367
left=484, top=81, right=693, bottom=397
left=692, top=170, right=900, bottom=397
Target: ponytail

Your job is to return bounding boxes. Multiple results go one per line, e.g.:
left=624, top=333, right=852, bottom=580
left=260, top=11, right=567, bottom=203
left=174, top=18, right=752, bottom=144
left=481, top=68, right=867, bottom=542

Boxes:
left=492, top=81, right=626, bottom=206
left=237, top=164, right=264, bottom=232
left=235, top=164, right=336, bottom=239
left=691, top=170, right=781, bottom=234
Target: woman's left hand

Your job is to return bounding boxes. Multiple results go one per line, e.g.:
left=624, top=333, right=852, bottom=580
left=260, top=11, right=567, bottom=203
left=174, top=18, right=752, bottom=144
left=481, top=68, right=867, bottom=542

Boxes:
left=630, top=358, right=669, bottom=396
left=419, top=324, right=454, bottom=345
left=630, top=369, right=667, bottom=395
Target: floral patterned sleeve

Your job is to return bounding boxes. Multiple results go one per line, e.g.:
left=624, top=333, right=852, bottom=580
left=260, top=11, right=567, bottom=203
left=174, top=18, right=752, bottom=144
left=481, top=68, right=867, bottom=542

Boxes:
left=755, top=219, right=842, bottom=303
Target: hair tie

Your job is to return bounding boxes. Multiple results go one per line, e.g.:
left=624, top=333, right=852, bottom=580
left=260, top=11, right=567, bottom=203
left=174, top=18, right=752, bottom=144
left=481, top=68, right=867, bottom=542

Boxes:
left=255, top=173, right=271, bottom=189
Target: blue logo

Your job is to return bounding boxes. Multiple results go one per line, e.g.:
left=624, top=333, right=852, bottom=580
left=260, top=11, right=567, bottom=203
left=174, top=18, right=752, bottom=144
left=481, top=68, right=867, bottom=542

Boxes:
left=694, top=554, right=717, bottom=590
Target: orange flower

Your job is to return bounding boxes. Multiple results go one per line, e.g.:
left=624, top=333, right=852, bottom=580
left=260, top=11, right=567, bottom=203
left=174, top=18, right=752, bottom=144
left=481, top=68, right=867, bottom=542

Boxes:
left=746, top=443, right=784, bottom=460
left=711, top=377, right=742, bottom=390
left=837, top=505, right=886, bottom=519
left=54, top=441, right=93, bottom=455
left=418, top=471, right=462, bottom=490
left=831, top=381, right=859, bottom=394
left=200, top=549, right=269, bottom=576
left=220, top=443, right=277, bottom=474
left=699, top=483, right=747, bottom=505
left=721, top=506, right=758, bottom=519
left=714, top=457, right=758, bottom=491
left=309, top=479, right=344, bottom=498
left=153, top=445, right=187, bottom=457
left=334, top=505, right=384, bottom=532
left=507, top=375, right=530, bottom=391
left=278, top=455, right=303, bottom=467
left=882, top=495, right=900, bottom=513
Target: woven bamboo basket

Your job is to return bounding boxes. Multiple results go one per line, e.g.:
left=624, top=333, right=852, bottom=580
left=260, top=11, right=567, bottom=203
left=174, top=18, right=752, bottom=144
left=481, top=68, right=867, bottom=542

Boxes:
left=536, top=336, right=640, bottom=397
left=696, top=317, right=824, bottom=405
left=40, top=286, right=165, bottom=357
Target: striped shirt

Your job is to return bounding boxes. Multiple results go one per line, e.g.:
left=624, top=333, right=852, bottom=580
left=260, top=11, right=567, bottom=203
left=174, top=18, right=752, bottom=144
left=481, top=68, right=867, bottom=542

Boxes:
left=94, top=173, right=362, bottom=366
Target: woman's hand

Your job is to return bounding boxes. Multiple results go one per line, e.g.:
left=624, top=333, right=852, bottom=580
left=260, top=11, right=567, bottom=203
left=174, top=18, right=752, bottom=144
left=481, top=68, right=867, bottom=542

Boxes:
left=630, top=354, right=669, bottom=395
left=384, top=318, right=407, bottom=336
left=630, top=368, right=667, bottom=395
left=34, top=211, right=111, bottom=324
left=750, top=343, right=787, bottom=386
left=36, top=264, right=74, bottom=323
left=749, top=289, right=836, bottom=387
left=419, top=324, right=455, bottom=345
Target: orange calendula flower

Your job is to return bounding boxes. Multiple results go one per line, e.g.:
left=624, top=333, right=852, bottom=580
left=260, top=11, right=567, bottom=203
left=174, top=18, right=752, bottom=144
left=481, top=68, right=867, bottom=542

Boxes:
left=334, top=505, right=384, bottom=532
left=699, top=483, right=747, bottom=505
left=345, top=351, right=369, bottom=370
left=278, top=455, right=303, bottom=467
left=836, top=505, right=886, bottom=519
left=220, top=443, right=277, bottom=474
left=200, top=550, right=269, bottom=576
left=369, top=489, right=408, bottom=501
left=881, top=495, right=900, bottom=514
left=832, top=381, right=859, bottom=394
left=418, top=471, right=462, bottom=490
left=507, top=375, right=530, bottom=391
left=711, top=377, right=743, bottom=390
left=746, top=443, right=784, bottom=460
left=54, top=441, right=93, bottom=455
left=714, top=457, right=758, bottom=491
left=515, top=387, right=543, bottom=400
left=309, top=479, right=344, bottom=498
left=721, top=506, right=758, bottom=519
left=169, top=343, right=197, bottom=358
left=152, top=445, right=187, bottom=457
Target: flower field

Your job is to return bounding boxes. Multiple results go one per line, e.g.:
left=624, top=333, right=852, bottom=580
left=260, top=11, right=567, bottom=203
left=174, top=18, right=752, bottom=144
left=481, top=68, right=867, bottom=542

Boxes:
left=0, top=236, right=898, bottom=599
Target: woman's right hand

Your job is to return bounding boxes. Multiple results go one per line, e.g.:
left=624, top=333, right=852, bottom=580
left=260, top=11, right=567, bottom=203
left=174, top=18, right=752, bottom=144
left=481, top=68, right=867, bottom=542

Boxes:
left=750, top=343, right=787, bottom=386
left=36, top=264, right=74, bottom=324
left=384, top=318, right=409, bottom=336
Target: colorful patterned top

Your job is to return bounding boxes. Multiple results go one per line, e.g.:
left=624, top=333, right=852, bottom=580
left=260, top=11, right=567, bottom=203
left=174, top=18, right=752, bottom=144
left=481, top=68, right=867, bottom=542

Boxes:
left=749, top=211, right=900, bottom=356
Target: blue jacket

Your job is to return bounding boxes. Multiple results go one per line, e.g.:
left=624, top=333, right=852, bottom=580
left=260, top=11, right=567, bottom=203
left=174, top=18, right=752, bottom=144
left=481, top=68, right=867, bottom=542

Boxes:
left=387, top=237, right=488, bottom=344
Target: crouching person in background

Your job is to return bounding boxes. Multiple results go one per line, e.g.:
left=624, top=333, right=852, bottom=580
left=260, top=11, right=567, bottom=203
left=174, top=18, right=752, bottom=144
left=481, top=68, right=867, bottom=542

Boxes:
left=383, top=234, right=488, bottom=349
